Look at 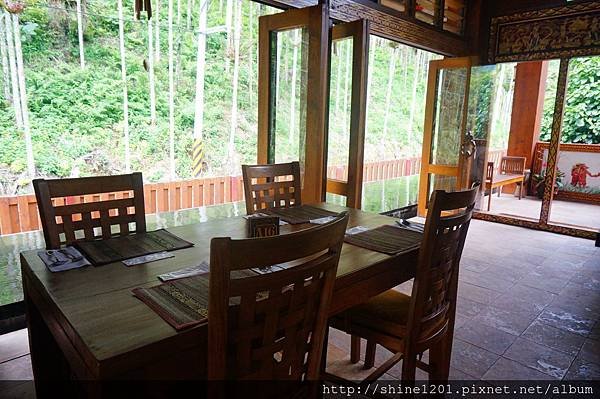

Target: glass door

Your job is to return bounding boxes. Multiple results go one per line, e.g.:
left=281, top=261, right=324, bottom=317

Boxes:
left=325, top=20, right=369, bottom=208
left=257, top=4, right=330, bottom=204
left=418, top=57, right=476, bottom=215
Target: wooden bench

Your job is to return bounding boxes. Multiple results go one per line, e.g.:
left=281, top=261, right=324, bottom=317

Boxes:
left=485, top=156, right=526, bottom=211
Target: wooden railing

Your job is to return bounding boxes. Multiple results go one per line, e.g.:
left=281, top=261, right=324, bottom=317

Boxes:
left=0, top=151, right=506, bottom=236
left=0, top=176, right=245, bottom=236
left=326, top=157, right=422, bottom=182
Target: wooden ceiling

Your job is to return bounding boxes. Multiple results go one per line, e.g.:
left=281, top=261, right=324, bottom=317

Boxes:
left=262, top=0, right=470, bottom=56
left=260, top=0, right=599, bottom=60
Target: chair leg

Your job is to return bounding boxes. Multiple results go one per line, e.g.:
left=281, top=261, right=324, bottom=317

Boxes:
left=429, top=334, right=452, bottom=383
left=519, top=182, right=523, bottom=200
left=401, top=353, right=417, bottom=382
left=364, top=341, right=376, bottom=369
left=498, top=186, right=502, bottom=197
left=487, top=188, right=492, bottom=211
left=350, top=335, right=361, bottom=364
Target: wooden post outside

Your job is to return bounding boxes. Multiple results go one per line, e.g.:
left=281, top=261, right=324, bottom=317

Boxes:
left=507, top=61, right=548, bottom=169
left=539, top=58, right=569, bottom=226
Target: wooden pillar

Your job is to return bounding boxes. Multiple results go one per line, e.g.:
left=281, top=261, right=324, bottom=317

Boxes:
left=507, top=61, right=549, bottom=167
left=540, top=58, right=569, bottom=226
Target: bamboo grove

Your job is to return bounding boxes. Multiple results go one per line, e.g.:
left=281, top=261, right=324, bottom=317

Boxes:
left=0, top=0, right=520, bottom=196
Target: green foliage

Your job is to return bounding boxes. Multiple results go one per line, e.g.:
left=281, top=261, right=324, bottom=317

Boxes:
left=1, top=0, right=443, bottom=195
left=540, top=57, right=600, bottom=144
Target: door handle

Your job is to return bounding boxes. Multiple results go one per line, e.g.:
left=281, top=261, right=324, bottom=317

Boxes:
left=460, top=131, right=476, bottom=158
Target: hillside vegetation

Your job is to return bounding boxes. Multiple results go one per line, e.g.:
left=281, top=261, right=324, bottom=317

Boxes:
left=2, top=1, right=595, bottom=197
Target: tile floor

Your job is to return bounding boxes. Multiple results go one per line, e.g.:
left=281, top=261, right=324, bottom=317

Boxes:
left=0, top=219, right=599, bottom=395
left=482, top=194, right=600, bottom=231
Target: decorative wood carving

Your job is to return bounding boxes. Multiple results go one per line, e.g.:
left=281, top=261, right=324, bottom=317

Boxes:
left=488, top=1, right=600, bottom=63
left=266, top=0, right=468, bottom=56
left=540, top=59, right=569, bottom=225
left=473, top=211, right=597, bottom=240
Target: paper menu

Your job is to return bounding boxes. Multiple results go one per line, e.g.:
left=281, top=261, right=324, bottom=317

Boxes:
left=158, top=261, right=210, bottom=282
left=38, top=247, right=91, bottom=272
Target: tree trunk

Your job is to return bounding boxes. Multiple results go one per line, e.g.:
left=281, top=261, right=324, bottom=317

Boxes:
left=225, top=0, right=233, bottom=73
left=298, top=30, right=308, bottom=168
left=501, top=66, right=515, bottom=139
left=399, top=48, right=407, bottom=115
left=406, top=50, right=422, bottom=154
left=155, top=0, right=161, bottom=62
left=342, top=39, right=351, bottom=129
left=289, top=29, right=299, bottom=143
left=12, top=13, right=35, bottom=178
left=282, top=40, right=288, bottom=90
left=382, top=46, right=397, bottom=142
left=147, top=19, right=157, bottom=126
left=117, top=0, right=131, bottom=173
left=490, top=63, right=506, bottom=136
left=174, top=32, right=183, bottom=88
left=168, top=0, right=176, bottom=179
left=248, top=2, right=254, bottom=107
left=76, top=0, right=85, bottom=68
left=333, top=40, right=342, bottom=117
left=364, top=36, right=376, bottom=134
left=0, top=13, right=11, bottom=101
left=402, top=47, right=408, bottom=91
left=193, top=0, right=208, bottom=140
left=228, top=0, right=242, bottom=173
left=5, top=11, right=22, bottom=129
left=177, top=0, right=182, bottom=28
left=186, top=0, right=192, bottom=29
left=275, top=35, right=282, bottom=107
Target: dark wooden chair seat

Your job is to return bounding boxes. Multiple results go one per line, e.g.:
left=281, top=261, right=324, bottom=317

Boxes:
left=329, top=185, right=479, bottom=383
left=337, top=290, right=411, bottom=339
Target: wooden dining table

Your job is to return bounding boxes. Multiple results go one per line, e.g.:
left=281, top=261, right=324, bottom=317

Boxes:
left=20, top=203, right=448, bottom=397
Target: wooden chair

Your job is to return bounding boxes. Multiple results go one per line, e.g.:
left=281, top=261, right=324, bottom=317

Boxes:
left=242, top=161, right=302, bottom=215
left=485, top=156, right=526, bottom=211
left=208, top=212, right=348, bottom=391
left=328, top=185, right=479, bottom=383
left=33, top=173, right=146, bottom=249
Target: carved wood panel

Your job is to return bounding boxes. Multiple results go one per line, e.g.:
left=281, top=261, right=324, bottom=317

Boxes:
left=265, top=0, right=468, bottom=55
left=488, top=1, right=600, bottom=63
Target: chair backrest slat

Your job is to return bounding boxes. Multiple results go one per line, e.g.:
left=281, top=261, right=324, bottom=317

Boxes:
left=486, top=161, right=494, bottom=182
left=33, top=173, right=146, bottom=249
left=406, top=185, right=478, bottom=352
left=500, top=156, right=526, bottom=175
left=208, top=213, right=348, bottom=382
left=242, top=162, right=302, bottom=214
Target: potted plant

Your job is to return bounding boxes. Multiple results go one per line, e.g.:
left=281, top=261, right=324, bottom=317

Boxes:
left=532, top=168, right=565, bottom=199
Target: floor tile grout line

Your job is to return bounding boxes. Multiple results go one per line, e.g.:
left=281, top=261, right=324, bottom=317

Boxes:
left=518, top=332, right=584, bottom=358
left=498, top=354, right=564, bottom=381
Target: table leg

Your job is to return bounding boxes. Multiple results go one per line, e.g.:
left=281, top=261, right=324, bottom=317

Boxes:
left=24, top=282, right=71, bottom=398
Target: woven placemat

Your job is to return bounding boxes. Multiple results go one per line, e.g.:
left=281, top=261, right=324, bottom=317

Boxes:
left=344, top=224, right=422, bottom=255
left=76, top=229, right=194, bottom=266
left=263, top=205, right=339, bottom=224
left=133, top=274, right=210, bottom=331
left=133, top=270, right=257, bottom=331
